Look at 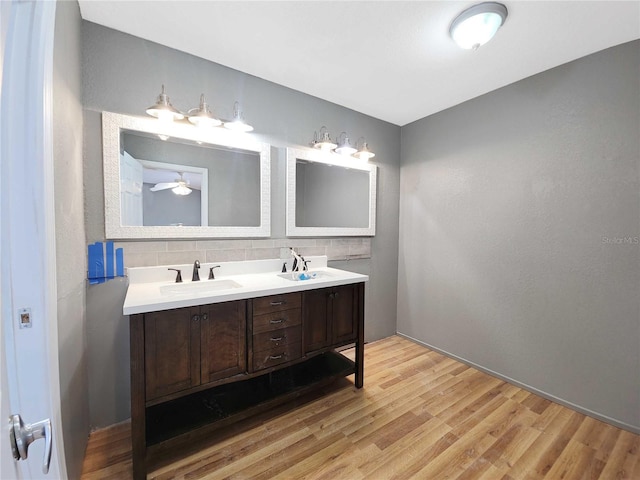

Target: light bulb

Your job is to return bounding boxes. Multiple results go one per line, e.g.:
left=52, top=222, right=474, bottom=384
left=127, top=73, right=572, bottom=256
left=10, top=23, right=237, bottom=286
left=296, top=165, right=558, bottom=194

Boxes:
left=172, top=185, right=192, bottom=195
left=156, top=110, right=175, bottom=123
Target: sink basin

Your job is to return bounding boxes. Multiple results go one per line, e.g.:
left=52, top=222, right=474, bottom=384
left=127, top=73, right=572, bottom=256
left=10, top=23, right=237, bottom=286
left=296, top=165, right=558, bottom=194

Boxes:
left=160, top=279, right=242, bottom=296
left=277, top=271, right=336, bottom=282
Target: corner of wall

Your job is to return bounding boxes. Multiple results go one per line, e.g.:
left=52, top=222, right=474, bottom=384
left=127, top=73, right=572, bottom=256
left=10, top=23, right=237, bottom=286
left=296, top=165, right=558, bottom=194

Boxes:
left=53, top=1, right=90, bottom=477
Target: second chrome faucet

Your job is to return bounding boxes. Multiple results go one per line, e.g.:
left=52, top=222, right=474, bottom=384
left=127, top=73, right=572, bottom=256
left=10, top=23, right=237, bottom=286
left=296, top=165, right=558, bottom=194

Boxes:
left=192, top=260, right=200, bottom=281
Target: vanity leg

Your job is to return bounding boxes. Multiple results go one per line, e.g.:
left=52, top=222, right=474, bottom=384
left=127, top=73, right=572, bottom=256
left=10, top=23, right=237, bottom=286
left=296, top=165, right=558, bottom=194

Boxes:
left=355, top=282, right=365, bottom=389
left=130, top=314, right=147, bottom=480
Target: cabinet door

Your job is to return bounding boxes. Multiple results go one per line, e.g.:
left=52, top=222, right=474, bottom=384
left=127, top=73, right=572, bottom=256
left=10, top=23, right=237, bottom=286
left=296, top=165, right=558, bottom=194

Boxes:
left=332, top=284, right=357, bottom=345
left=145, top=307, right=201, bottom=401
left=201, top=300, right=247, bottom=384
left=302, top=288, right=330, bottom=353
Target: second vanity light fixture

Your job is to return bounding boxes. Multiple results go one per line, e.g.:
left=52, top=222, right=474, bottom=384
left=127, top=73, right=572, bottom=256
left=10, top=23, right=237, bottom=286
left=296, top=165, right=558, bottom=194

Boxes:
left=312, top=126, right=337, bottom=151
left=311, top=127, right=375, bottom=160
left=146, top=85, right=254, bottom=132
left=223, top=101, right=254, bottom=132
left=334, top=132, right=357, bottom=156
left=450, top=2, right=508, bottom=50
left=187, top=94, right=222, bottom=128
left=145, top=85, right=184, bottom=122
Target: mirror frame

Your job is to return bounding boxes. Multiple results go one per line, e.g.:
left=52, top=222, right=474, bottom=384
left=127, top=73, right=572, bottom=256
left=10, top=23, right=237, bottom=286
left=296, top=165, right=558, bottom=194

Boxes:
left=286, top=147, right=377, bottom=237
left=103, top=111, right=271, bottom=239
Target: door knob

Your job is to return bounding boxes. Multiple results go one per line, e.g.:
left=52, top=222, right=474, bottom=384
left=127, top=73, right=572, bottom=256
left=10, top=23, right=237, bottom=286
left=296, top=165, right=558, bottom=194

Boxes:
left=9, top=413, right=52, bottom=474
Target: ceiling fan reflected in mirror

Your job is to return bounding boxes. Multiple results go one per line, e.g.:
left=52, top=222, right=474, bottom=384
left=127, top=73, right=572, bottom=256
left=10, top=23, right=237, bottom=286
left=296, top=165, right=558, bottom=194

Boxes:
left=149, top=172, right=192, bottom=196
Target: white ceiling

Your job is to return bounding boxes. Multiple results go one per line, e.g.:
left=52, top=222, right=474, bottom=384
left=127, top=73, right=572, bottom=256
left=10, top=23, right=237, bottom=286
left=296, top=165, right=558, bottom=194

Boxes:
left=78, top=1, right=640, bottom=126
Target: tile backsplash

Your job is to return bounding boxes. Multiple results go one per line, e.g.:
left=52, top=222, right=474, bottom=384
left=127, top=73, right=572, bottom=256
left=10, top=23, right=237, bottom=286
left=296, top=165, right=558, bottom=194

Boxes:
left=116, top=238, right=371, bottom=268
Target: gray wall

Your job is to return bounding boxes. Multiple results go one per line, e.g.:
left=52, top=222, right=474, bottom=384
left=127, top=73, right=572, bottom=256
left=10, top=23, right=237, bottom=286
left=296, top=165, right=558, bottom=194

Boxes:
left=143, top=184, right=202, bottom=226
left=53, top=1, right=90, bottom=477
left=398, top=40, right=640, bottom=432
left=82, top=22, right=400, bottom=428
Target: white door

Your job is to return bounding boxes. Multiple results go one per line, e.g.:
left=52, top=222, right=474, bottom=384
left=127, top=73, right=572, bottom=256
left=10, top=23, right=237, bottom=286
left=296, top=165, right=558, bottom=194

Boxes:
left=0, top=0, right=14, bottom=475
left=1, top=1, right=67, bottom=478
left=120, top=151, right=144, bottom=226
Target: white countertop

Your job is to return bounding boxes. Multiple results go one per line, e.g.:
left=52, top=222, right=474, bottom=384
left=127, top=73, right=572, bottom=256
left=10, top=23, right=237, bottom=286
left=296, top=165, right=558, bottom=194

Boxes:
left=123, top=256, right=368, bottom=315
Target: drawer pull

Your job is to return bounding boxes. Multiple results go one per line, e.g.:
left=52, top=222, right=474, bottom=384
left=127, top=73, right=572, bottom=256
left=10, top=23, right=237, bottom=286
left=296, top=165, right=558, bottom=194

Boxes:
left=270, top=336, right=284, bottom=342
left=269, top=318, right=285, bottom=324
left=269, top=300, right=286, bottom=306
left=269, top=354, right=285, bottom=360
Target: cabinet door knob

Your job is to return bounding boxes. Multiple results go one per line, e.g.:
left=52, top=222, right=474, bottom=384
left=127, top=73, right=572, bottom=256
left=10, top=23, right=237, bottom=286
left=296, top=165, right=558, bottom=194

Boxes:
left=201, top=313, right=208, bottom=321
left=192, top=315, right=200, bottom=322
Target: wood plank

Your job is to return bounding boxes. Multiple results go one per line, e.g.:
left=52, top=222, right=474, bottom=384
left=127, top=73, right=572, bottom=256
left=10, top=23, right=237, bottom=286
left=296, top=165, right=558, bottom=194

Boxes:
left=544, top=439, right=597, bottom=480
left=80, top=335, right=640, bottom=480
left=357, top=417, right=453, bottom=478
left=597, top=430, right=640, bottom=480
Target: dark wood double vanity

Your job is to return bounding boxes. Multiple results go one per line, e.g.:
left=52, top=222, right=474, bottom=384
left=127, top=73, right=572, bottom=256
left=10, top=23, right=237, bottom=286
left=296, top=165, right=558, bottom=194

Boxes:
left=129, top=282, right=365, bottom=479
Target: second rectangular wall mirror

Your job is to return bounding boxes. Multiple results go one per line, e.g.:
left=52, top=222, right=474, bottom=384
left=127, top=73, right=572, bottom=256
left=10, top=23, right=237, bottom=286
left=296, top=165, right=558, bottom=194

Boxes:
left=103, top=111, right=271, bottom=239
left=286, top=147, right=377, bottom=237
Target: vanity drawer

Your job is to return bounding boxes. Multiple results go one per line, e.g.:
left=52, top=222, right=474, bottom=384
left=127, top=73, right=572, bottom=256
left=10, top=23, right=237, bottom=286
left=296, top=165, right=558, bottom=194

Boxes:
left=253, top=325, right=301, bottom=351
left=252, top=343, right=302, bottom=371
left=252, top=309, right=301, bottom=334
left=252, top=293, right=301, bottom=316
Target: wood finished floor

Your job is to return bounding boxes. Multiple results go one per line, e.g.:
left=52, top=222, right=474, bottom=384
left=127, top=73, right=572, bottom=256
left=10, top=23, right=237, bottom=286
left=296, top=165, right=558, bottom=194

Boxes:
left=81, top=336, right=640, bottom=479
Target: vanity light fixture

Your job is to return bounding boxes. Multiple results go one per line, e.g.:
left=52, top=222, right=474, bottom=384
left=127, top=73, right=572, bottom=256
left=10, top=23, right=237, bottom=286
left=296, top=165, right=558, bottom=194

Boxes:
left=310, top=129, right=375, bottom=160
left=334, top=132, right=357, bottom=156
left=450, top=2, right=508, bottom=50
left=187, top=94, right=222, bottom=127
left=353, top=138, right=375, bottom=160
left=223, top=101, right=254, bottom=132
left=311, top=126, right=337, bottom=151
left=146, top=85, right=184, bottom=122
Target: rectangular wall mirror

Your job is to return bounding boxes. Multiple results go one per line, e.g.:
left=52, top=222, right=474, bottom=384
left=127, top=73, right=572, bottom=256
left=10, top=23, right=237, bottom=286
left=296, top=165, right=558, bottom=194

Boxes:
left=286, top=147, right=377, bottom=237
left=103, top=111, right=270, bottom=238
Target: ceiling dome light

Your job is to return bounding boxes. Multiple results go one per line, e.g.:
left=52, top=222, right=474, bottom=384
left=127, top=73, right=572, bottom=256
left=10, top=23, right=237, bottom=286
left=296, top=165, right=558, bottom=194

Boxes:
left=223, top=101, right=254, bottom=132
left=188, top=94, right=221, bottom=127
left=450, top=2, right=508, bottom=50
left=146, top=85, right=184, bottom=122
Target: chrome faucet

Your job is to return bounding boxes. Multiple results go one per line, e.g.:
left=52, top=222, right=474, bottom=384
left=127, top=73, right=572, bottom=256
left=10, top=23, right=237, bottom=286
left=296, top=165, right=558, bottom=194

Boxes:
left=290, top=248, right=309, bottom=272
left=192, top=260, right=200, bottom=281
left=208, top=265, right=221, bottom=279
left=168, top=268, right=182, bottom=283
